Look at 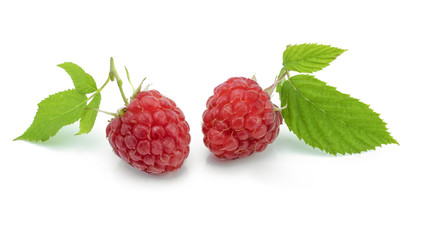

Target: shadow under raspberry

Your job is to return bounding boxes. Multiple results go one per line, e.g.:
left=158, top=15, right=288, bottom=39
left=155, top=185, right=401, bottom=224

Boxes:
left=115, top=158, right=189, bottom=181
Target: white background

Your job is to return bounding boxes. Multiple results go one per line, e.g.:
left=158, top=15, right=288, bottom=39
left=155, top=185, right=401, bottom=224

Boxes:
left=1, top=0, right=426, bottom=239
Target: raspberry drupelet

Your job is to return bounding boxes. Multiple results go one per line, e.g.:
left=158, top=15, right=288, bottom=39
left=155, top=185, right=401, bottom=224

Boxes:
left=202, top=77, right=282, bottom=160
left=106, top=90, right=190, bottom=174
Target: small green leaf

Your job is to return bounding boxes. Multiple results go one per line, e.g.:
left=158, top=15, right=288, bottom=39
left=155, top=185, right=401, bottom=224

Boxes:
left=283, top=44, right=346, bottom=73
left=76, top=93, right=101, bottom=135
left=15, top=89, right=87, bottom=142
left=280, top=74, right=398, bottom=155
left=58, top=62, right=97, bottom=94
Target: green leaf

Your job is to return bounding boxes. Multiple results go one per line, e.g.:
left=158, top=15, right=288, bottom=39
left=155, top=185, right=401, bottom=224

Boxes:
left=280, top=74, right=398, bottom=155
left=15, top=89, right=87, bottom=142
left=58, top=62, right=97, bottom=94
left=76, top=93, right=101, bottom=135
left=283, top=44, right=346, bottom=73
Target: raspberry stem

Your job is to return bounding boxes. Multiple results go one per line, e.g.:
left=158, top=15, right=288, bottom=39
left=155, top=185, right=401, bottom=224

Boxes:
left=109, top=57, right=129, bottom=106
left=83, top=58, right=130, bottom=117
left=264, top=69, right=289, bottom=96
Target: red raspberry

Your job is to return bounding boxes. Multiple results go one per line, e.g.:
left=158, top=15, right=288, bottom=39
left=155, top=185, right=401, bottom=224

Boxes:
left=106, top=90, right=190, bottom=174
left=202, top=77, right=282, bottom=159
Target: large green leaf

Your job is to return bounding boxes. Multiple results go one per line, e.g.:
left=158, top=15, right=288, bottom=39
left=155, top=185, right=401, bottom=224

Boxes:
left=280, top=74, right=398, bottom=155
left=15, top=89, right=87, bottom=142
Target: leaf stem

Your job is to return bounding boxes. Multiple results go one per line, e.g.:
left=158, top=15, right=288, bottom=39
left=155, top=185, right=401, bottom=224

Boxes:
left=264, top=69, right=289, bottom=96
left=109, top=57, right=129, bottom=106
left=85, top=108, right=117, bottom=117
left=87, top=75, right=111, bottom=101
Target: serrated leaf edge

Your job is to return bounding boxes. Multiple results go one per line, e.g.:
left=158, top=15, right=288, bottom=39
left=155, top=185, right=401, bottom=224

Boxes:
left=14, top=89, right=88, bottom=142
left=281, top=74, right=398, bottom=155
left=283, top=43, right=347, bottom=73
left=57, top=62, right=98, bottom=94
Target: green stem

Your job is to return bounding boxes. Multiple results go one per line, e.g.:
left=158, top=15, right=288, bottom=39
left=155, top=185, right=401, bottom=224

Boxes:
left=87, top=75, right=111, bottom=102
left=85, top=108, right=117, bottom=117
left=82, top=75, right=120, bottom=117
left=109, top=57, right=129, bottom=106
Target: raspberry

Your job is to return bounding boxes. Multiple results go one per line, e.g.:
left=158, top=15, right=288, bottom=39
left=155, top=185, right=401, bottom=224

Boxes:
left=106, top=90, right=191, bottom=174
left=202, top=77, right=282, bottom=159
